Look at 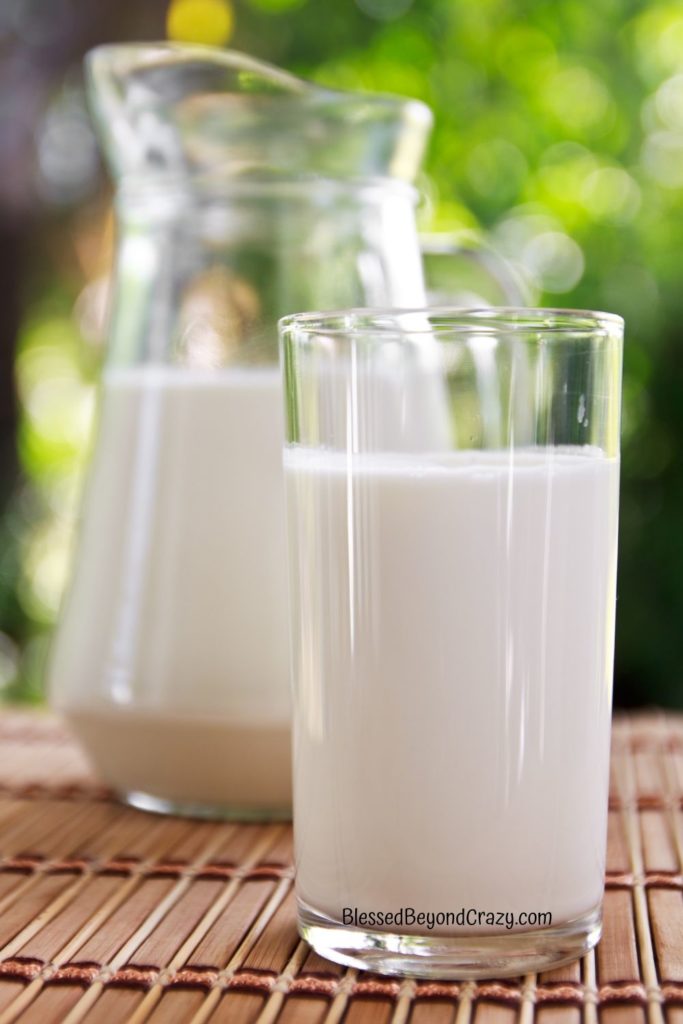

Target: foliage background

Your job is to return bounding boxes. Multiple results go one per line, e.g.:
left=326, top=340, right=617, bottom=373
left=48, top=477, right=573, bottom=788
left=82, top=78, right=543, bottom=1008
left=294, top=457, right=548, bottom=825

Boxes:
left=1, top=0, right=681, bottom=707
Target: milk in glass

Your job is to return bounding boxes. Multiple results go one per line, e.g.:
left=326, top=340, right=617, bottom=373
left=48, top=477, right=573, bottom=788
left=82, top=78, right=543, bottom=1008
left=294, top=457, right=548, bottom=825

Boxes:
left=286, top=446, right=619, bottom=928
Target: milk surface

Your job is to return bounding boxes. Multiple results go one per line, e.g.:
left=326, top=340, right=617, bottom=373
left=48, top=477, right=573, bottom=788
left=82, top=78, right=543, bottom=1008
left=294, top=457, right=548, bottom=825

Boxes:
left=286, top=447, right=619, bottom=930
left=50, top=365, right=291, bottom=810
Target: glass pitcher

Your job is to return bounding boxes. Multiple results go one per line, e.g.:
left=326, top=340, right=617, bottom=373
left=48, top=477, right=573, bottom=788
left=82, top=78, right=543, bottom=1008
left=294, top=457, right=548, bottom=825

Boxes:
left=49, top=44, right=432, bottom=818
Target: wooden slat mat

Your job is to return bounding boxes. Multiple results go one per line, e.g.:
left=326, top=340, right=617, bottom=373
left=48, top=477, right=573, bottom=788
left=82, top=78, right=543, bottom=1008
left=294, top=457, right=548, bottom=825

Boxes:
left=0, top=710, right=680, bottom=1024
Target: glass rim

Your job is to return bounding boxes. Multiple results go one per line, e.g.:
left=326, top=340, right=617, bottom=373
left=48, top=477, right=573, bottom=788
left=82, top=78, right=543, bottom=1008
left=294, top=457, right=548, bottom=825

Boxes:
left=279, top=306, right=624, bottom=340
left=86, top=43, right=433, bottom=126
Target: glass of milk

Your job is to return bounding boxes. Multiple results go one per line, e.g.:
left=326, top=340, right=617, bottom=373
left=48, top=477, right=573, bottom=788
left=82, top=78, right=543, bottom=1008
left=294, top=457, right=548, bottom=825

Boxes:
left=49, top=45, right=433, bottom=818
left=281, top=307, right=623, bottom=978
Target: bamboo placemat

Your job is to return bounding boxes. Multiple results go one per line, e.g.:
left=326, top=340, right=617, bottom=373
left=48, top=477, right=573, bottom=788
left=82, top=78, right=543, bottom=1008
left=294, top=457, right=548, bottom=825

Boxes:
left=0, top=711, right=680, bottom=1024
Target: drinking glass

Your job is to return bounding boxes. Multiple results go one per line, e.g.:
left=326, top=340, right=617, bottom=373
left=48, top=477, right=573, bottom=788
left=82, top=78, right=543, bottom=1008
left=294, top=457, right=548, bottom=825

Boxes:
left=280, top=307, right=623, bottom=978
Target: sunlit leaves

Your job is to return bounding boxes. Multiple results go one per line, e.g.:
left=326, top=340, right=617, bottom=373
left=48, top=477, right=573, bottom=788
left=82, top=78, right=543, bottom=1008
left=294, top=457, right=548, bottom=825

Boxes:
left=8, top=0, right=683, bottom=704
left=16, top=317, right=95, bottom=486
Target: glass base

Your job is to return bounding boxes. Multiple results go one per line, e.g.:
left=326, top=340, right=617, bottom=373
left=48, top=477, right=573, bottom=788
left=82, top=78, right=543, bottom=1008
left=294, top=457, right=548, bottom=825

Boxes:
left=122, top=788, right=292, bottom=822
left=299, top=901, right=602, bottom=979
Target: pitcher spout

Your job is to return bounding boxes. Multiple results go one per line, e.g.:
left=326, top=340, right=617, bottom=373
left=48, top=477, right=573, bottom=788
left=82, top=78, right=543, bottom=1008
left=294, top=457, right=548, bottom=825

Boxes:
left=86, top=43, right=433, bottom=188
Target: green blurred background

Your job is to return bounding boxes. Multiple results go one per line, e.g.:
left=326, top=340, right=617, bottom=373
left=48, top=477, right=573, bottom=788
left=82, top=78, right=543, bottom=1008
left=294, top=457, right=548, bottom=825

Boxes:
left=0, top=0, right=681, bottom=708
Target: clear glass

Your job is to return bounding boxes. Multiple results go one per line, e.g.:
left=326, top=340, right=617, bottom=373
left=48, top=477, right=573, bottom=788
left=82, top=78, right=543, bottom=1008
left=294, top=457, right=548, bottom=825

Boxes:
left=281, top=307, right=623, bottom=978
left=421, top=233, right=532, bottom=307
left=48, top=45, right=432, bottom=819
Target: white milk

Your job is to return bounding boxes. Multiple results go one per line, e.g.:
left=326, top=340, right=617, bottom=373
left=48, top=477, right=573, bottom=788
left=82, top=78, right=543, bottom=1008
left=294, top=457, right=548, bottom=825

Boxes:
left=286, top=447, right=619, bottom=931
left=50, top=365, right=291, bottom=812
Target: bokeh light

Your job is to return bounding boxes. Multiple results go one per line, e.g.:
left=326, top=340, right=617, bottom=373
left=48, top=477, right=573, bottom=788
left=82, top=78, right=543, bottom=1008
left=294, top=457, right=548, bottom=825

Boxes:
left=542, top=65, right=614, bottom=137
left=521, top=231, right=585, bottom=293
left=36, top=89, right=99, bottom=205
left=642, top=130, right=683, bottom=187
left=581, top=167, right=641, bottom=223
left=655, top=72, right=683, bottom=129
left=166, top=0, right=233, bottom=45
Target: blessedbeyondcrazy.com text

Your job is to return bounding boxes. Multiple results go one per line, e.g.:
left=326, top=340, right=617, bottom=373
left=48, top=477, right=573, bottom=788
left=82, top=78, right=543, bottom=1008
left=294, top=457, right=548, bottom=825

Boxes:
left=342, top=907, right=553, bottom=931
